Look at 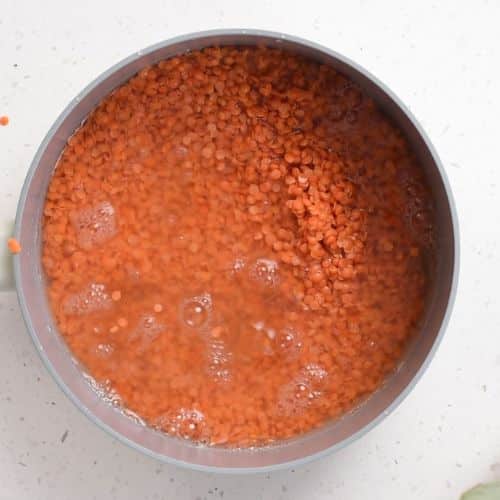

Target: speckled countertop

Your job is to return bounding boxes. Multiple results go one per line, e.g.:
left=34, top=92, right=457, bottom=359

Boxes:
left=1, top=1, right=499, bottom=499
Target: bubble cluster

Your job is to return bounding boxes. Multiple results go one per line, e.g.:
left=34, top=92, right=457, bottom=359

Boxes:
left=206, top=338, right=232, bottom=383
left=154, top=408, right=208, bottom=442
left=95, top=343, right=114, bottom=358
left=63, top=283, right=112, bottom=316
left=249, top=258, right=280, bottom=289
left=277, top=379, right=317, bottom=417
left=83, top=374, right=121, bottom=407
left=302, top=363, right=328, bottom=385
left=70, top=201, right=117, bottom=250
left=275, top=326, right=303, bottom=359
left=277, top=364, right=328, bottom=416
left=226, top=257, right=246, bottom=279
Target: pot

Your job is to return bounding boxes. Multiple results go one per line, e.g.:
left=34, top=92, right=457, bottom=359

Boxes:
left=13, top=29, right=458, bottom=473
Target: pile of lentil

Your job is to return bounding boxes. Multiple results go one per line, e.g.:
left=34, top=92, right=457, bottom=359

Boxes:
left=42, top=46, right=434, bottom=447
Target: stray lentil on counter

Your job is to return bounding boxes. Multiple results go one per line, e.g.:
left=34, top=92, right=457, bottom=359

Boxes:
left=42, top=46, right=435, bottom=446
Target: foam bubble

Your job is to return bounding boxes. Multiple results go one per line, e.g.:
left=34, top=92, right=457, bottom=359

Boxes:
left=206, top=338, right=232, bottom=383
left=122, top=408, right=146, bottom=426
left=249, top=258, right=279, bottom=288
left=71, top=201, right=117, bottom=250
left=84, top=374, right=147, bottom=426
left=131, top=314, right=165, bottom=345
left=277, top=380, right=317, bottom=417
left=63, top=283, right=113, bottom=316
left=275, top=326, right=303, bottom=358
left=154, top=408, right=208, bottom=441
left=276, top=364, right=328, bottom=417
left=410, top=209, right=433, bottom=231
left=302, top=363, right=328, bottom=386
left=233, top=258, right=245, bottom=273
left=95, top=343, right=114, bottom=358
left=83, top=374, right=121, bottom=407
left=180, top=293, right=212, bottom=330
left=227, top=257, right=246, bottom=278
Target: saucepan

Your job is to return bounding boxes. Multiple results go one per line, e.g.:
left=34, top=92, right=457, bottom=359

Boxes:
left=13, top=29, right=458, bottom=472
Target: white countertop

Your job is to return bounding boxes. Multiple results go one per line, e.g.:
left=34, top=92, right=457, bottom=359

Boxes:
left=1, top=1, right=499, bottom=499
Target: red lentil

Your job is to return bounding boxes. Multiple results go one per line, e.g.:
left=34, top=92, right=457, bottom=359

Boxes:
left=7, top=237, right=21, bottom=254
left=42, top=46, right=434, bottom=447
left=0, top=116, right=9, bottom=126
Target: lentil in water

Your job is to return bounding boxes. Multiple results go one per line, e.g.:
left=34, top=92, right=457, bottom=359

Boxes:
left=43, top=46, right=434, bottom=446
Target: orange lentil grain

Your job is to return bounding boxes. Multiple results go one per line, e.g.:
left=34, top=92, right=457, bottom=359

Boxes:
left=117, top=317, right=128, bottom=328
left=7, top=238, right=21, bottom=254
left=0, top=116, right=9, bottom=126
